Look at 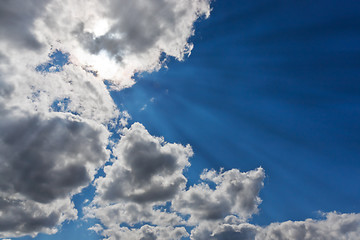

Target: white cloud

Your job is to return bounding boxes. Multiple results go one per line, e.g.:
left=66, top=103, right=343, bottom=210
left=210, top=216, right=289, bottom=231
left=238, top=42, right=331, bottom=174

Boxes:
left=191, top=212, right=360, bottom=240
left=33, top=0, right=211, bottom=88
left=172, top=167, right=265, bottom=224
left=85, top=202, right=185, bottom=231
left=190, top=222, right=260, bottom=240
left=257, top=212, right=360, bottom=240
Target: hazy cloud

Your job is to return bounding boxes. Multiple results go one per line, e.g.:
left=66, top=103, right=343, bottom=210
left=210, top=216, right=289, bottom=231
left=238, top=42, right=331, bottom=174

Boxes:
left=0, top=0, right=47, bottom=50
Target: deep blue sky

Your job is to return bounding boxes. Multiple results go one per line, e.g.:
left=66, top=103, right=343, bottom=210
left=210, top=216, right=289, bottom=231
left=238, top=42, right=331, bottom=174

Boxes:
left=114, top=0, right=360, bottom=226
left=13, top=1, right=360, bottom=239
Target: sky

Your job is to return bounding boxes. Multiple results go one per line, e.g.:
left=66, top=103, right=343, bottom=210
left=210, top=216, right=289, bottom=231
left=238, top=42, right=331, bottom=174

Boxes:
left=0, top=0, right=359, bottom=240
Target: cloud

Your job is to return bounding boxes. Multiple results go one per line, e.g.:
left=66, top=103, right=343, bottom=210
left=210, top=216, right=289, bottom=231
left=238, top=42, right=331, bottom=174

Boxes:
left=85, top=123, right=194, bottom=238
left=2, top=0, right=359, bottom=239
left=94, top=122, right=193, bottom=204
left=85, top=122, right=190, bottom=232
left=33, top=0, right=211, bottom=88
left=190, top=212, right=360, bottom=240
left=0, top=196, right=76, bottom=238
left=172, top=167, right=265, bottom=224
left=0, top=105, right=109, bottom=237
left=0, top=0, right=48, bottom=50
left=0, top=110, right=109, bottom=204
left=100, top=225, right=189, bottom=240
left=257, top=212, right=360, bottom=240
left=2, top=60, right=120, bottom=124
left=87, top=132, right=266, bottom=239
left=86, top=202, right=185, bottom=229
left=190, top=222, right=260, bottom=240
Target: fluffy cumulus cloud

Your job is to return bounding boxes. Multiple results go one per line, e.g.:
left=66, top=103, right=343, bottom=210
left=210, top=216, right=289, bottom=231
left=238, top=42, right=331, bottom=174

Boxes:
left=94, top=122, right=193, bottom=204
left=85, top=122, right=192, bottom=238
left=0, top=112, right=108, bottom=204
left=191, top=212, right=360, bottom=240
left=173, top=167, right=265, bottom=224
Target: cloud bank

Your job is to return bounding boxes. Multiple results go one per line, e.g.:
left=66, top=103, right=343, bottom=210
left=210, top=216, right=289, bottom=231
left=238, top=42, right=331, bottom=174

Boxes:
left=0, top=0, right=359, bottom=239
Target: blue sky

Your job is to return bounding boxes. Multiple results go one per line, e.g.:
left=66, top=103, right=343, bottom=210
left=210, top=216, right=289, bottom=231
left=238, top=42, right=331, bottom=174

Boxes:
left=116, top=0, right=360, bottom=223
left=1, top=0, right=360, bottom=240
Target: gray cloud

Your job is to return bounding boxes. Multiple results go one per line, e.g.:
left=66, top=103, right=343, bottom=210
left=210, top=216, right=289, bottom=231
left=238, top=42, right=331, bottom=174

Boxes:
left=0, top=105, right=109, bottom=237
left=0, top=196, right=75, bottom=238
left=95, top=122, right=193, bottom=204
left=0, top=0, right=47, bottom=50
left=0, top=110, right=108, bottom=204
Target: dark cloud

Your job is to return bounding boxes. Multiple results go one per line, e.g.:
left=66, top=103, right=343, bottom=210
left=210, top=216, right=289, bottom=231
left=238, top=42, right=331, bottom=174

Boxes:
left=0, top=0, right=47, bottom=50
left=0, top=197, right=60, bottom=234
left=0, top=111, right=108, bottom=204
left=0, top=106, right=108, bottom=237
